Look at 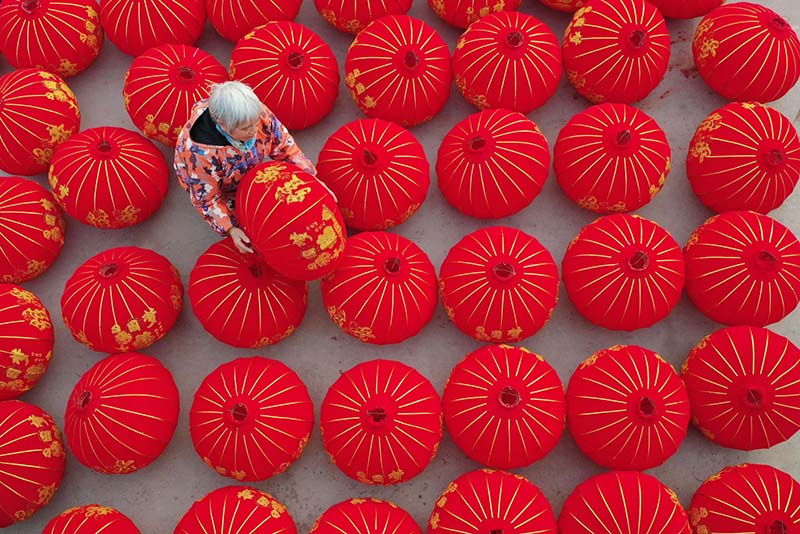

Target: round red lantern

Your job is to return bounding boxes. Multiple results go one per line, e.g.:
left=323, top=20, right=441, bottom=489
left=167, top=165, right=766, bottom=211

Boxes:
left=176, top=486, right=296, bottom=534
left=437, top=109, right=549, bottom=219
left=567, top=345, right=689, bottom=470
left=123, top=44, right=228, bottom=147
left=236, top=162, right=346, bottom=281
left=693, top=3, right=800, bottom=102
left=0, top=400, right=65, bottom=527
left=443, top=345, right=565, bottom=469
left=48, top=127, right=169, bottom=227
left=207, top=0, right=300, bottom=42
left=315, top=0, right=411, bottom=34
left=440, top=226, right=559, bottom=343
left=0, top=0, right=103, bottom=77
left=563, top=0, right=671, bottom=104
left=687, top=102, right=800, bottom=214
left=344, top=15, right=451, bottom=127
left=316, top=118, right=429, bottom=230
left=684, top=211, right=800, bottom=326
left=312, top=499, right=420, bottom=534
left=321, top=232, right=437, bottom=345
left=43, top=505, right=140, bottom=534
left=320, top=359, right=442, bottom=484
left=0, top=68, right=80, bottom=175
left=648, top=0, right=722, bottom=19
left=563, top=214, right=685, bottom=330
left=230, top=21, right=339, bottom=131
left=61, top=246, right=183, bottom=352
left=555, top=103, right=671, bottom=213
left=190, top=356, right=313, bottom=481
left=430, top=469, right=557, bottom=534
left=428, top=0, right=522, bottom=29
left=452, top=12, right=560, bottom=113
left=0, top=177, right=64, bottom=284
left=536, top=0, right=584, bottom=13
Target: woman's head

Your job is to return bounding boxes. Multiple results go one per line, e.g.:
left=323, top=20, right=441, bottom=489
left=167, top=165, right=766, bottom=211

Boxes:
left=207, top=81, right=262, bottom=141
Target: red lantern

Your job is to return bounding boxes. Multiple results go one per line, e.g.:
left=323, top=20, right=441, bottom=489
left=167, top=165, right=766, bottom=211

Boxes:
left=207, top=0, right=300, bottom=42
left=562, top=214, right=685, bottom=330
left=61, top=246, right=183, bottom=352
left=0, top=177, right=65, bottom=284
left=687, top=102, right=800, bottom=214
left=0, top=0, right=103, bottom=77
left=555, top=103, right=671, bottom=213
left=682, top=326, right=800, bottom=450
left=236, top=162, right=346, bottom=281
left=437, top=109, right=549, bottom=219
left=344, top=15, right=451, bottom=127
left=684, top=211, right=800, bottom=326
left=312, top=499, right=420, bottom=534
left=315, top=0, right=411, bottom=34
left=176, top=486, right=296, bottom=534
left=567, top=345, right=689, bottom=470
left=189, top=238, right=307, bottom=348
left=452, top=12, right=560, bottom=113
left=190, top=356, right=313, bottom=481
left=230, top=21, right=339, bottom=131
left=123, top=44, right=228, bottom=147
left=321, top=232, right=437, bottom=345
left=536, top=0, right=584, bottom=13
left=440, top=226, right=559, bottom=343
left=429, top=469, right=557, bottom=534
left=320, top=359, right=442, bottom=484
left=693, top=3, right=800, bottom=102
left=0, top=68, right=80, bottom=175
left=48, top=127, right=169, bottom=228
left=443, top=345, right=565, bottom=469
left=0, top=284, right=53, bottom=399
left=43, top=505, right=140, bottom=534
left=316, top=118, right=429, bottom=230
left=428, top=0, right=521, bottom=29
left=563, top=0, right=671, bottom=104
left=0, top=400, right=65, bottom=527
left=648, top=0, right=722, bottom=19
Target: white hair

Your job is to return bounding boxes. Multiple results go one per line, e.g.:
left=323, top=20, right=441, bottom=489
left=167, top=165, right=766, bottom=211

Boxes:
left=207, top=81, right=262, bottom=129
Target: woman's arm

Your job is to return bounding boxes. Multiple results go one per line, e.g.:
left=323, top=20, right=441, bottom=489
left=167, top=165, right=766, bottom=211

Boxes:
left=263, top=109, right=317, bottom=175
left=174, top=150, right=236, bottom=236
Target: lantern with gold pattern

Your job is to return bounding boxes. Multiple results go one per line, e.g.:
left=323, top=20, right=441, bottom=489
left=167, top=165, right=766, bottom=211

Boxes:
left=175, top=486, right=296, bottom=534
left=43, top=505, right=140, bottom=534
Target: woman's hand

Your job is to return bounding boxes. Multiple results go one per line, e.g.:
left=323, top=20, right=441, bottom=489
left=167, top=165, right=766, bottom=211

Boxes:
left=228, top=227, right=254, bottom=254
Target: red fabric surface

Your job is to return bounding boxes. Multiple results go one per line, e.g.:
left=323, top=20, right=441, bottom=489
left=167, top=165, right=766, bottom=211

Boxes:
left=61, top=246, right=183, bottom=352
left=207, top=0, right=300, bottom=42
left=443, top=345, right=565, bottom=469
left=320, top=359, right=442, bottom=484
left=536, top=0, right=584, bottom=12
left=562, top=213, right=685, bottom=330
left=321, top=231, right=437, bottom=345
left=684, top=211, right=800, bottom=326
left=555, top=103, right=671, bottom=213
left=316, top=118, right=429, bottom=230
left=344, top=15, right=451, bottom=127
left=43, top=505, right=140, bottom=534
left=567, top=345, right=689, bottom=470
left=428, top=0, right=522, bottom=29
left=649, top=0, right=722, bottom=19
left=437, top=109, right=549, bottom=219
left=562, top=0, right=671, bottom=103
left=311, top=498, right=420, bottom=534
left=314, top=0, right=412, bottom=34
left=0, top=177, right=65, bottom=284
left=439, top=226, right=559, bottom=343
left=687, top=102, right=800, bottom=214
left=693, top=2, right=800, bottom=102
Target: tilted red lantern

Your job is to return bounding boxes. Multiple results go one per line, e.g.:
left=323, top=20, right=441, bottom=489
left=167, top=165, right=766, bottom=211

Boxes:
left=315, top=0, right=411, bottom=34
left=428, top=0, right=522, bottom=30
left=316, top=118, right=429, bottom=230
left=123, top=44, right=228, bottom=147
left=443, top=345, right=565, bottom=469
left=437, top=109, right=549, bottom=219
left=344, top=15, right=451, bottom=127
left=207, top=0, right=300, bottom=42
left=0, top=68, right=80, bottom=175
left=555, top=103, right=671, bottom=213
left=43, top=505, right=140, bottom=534
left=562, top=214, right=685, bottom=330
left=176, top=486, right=296, bottom=534
left=536, top=0, right=583, bottom=13
left=0, top=400, right=65, bottom=527
left=687, top=102, right=800, bottom=214
left=0, top=177, right=64, bottom=284
left=452, top=12, right=560, bottom=113
left=684, top=211, right=800, bottom=326
left=648, top=0, right=722, bottom=19
left=563, top=0, right=671, bottom=103
left=567, top=345, right=690, bottom=470
left=61, top=246, right=183, bottom=352
left=190, top=356, right=314, bottom=481
left=321, top=232, right=437, bottom=345
left=693, top=3, right=800, bottom=102
left=312, top=498, right=420, bottom=534
left=320, top=359, right=442, bottom=484
left=440, top=226, right=559, bottom=343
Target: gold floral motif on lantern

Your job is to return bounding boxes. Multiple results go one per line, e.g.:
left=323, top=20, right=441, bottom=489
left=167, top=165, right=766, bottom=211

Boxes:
left=57, top=59, right=79, bottom=78
left=22, top=307, right=51, bottom=330
left=253, top=164, right=285, bottom=184
left=113, top=459, right=136, bottom=473
left=430, top=0, right=445, bottom=17
left=343, top=19, right=361, bottom=33
left=237, top=488, right=255, bottom=500
left=87, top=209, right=111, bottom=228
left=11, top=287, right=36, bottom=304
left=33, top=147, right=55, bottom=166
left=698, top=112, right=723, bottom=132
left=9, top=349, right=28, bottom=365
left=275, top=174, right=311, bottom=204
left=429, top=513, right=440, bottom=529
left=690, top=138, right=712, bottom=163
left=697, top=38, right=719, bottom=60
left=84, top=505, right=115, bottom=517
left=142, top=115, right=172, bottom=145
left=117, top=205, right=142, bottom=225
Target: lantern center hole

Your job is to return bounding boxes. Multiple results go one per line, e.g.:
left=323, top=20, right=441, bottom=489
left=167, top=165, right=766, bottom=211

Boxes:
left=97, top=140, right=112, bottom=153
left=505, top=31, right=524, bottom=48
left=470, top=136, right=486, bottom=152
left=384, top=257, right=401, bottom=275
left=768, top=520, right=787, bottom=534
left=498, top=386, right=521, bottom=408
left=628, top=251, right=649, bottom=271
left=248, top=262, right=262, bottom=278
left=491, top=530, right=504, bottom=534
left=767, top=149, right=784, bottom=167
left=21, top=0, right=39, bottom=14
left=745, top=387, right=763, bottom=409
left=230, top=403, right=248, bottom=422
left=616, top=129, right=632, bottom=147
left=639, top=396, right=657, bottom=418
left=288, top=51, right=304, bottom=69
left=629, top=29, right=645, bottom=49
left=493, top=262, right=515, bottom=280
left=362, top=148, right=378, bottom=166
left=404, top=50, right=419, bottom=70
left=78, top=390, right=92, bottom=409
left=367, top=407, right=386, bottom=423
left=770, top=16, right=788, bottom=31
left=757, top=250, right=777, bottom=270
left=98, top=263, right=118, bottom=278
left=177, top=66, right=195, bottom=81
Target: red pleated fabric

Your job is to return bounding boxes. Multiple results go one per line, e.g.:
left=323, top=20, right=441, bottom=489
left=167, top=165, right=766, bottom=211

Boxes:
left=684, top=211, right=800, bottom=326
left=437, top=109, right=549, bottom=219
left=315, top=0, right=412, bottom=34
left=693, top=2, right=800, bottom=102
left=428, top=0, right=522, bottom=30
left=649, top=0, right=722, bottom=19
left=562, top=214, right=685, bottom=331
left=311, top=498, right=420, bottom=534
left=43, top=505, right=140, bottom=534
left=207, top=0, right=301, bottom=42
left=175, top=486, right=296, bottom=534
left=554, top=103, right=671, bottom=213
left=563, top=0, right=671, bottom=103
left=536, top=0, right=584, bottom=13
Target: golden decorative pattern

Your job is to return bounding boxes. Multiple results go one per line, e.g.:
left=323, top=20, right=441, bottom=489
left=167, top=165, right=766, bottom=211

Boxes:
left=275, top=174, right=311, bottom=204
left=253, top=164, right=285, bottom=184
left=22, top=307, right=51, bottom=330
left=690, top=137, right=712, bottom=163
